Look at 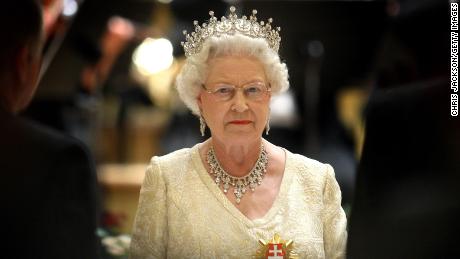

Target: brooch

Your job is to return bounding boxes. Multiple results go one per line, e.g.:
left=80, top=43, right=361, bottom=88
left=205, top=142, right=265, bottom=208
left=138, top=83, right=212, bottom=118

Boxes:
left=254, top=233, right=298, bottom=259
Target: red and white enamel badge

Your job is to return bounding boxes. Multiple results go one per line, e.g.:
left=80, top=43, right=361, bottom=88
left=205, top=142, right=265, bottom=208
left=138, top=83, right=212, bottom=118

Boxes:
left=255, top=233, right=298, bottom=259
left=267, top=243, right=284, bottom=258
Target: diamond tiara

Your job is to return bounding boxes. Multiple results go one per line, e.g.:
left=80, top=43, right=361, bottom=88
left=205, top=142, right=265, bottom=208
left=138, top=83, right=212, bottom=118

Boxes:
left=181, top=6, right=281, bottom=57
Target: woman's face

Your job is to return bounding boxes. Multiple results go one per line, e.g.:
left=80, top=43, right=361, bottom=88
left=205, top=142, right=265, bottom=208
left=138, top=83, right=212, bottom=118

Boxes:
left=198, top=55, right=271, bottom=144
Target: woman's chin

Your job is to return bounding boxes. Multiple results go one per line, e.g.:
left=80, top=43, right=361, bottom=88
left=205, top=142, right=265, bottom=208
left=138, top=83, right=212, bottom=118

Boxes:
left=225, top=129, right=262, bottom=141
left=210, top=125, right=263, bottom=143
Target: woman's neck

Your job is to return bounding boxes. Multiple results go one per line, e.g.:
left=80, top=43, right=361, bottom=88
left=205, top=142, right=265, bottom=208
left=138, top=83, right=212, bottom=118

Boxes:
left=210, top=137, right=263, bottom=177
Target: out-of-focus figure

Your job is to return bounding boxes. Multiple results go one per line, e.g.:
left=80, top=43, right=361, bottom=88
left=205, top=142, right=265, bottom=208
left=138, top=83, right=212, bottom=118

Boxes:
left=0, top=1, right=100, bottom=258
left=347, top=1, right=460, bottom=258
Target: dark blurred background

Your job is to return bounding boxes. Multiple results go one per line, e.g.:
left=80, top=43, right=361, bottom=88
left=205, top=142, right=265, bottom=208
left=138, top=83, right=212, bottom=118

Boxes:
left=13, top=0, right=455, bottom=257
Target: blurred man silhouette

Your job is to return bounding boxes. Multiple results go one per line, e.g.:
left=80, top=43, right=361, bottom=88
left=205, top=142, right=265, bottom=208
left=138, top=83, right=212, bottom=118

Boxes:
left=0, top=0, right=100, bottom=258
left=347, top=1, right=460, bottom=258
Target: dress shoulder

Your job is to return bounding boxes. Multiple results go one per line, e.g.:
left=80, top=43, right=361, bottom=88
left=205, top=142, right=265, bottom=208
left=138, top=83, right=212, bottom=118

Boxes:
left=287, top=150, right=333, bottom=180
left=149, top=147, right=191, bottom=166
left=289, top=151, right=327, bottom=167
left=146, top=146, right=195, bottom=187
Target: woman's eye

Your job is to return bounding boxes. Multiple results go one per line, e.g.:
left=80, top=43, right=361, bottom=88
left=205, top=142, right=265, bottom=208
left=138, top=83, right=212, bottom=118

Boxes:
left=246, top=86, right=262, bottom=94
left=216, top=87, right=233, bottom=94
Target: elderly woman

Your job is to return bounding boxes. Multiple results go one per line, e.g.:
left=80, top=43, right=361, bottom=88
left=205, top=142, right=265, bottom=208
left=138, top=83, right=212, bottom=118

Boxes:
left=130, top=6, right=347, bottom=259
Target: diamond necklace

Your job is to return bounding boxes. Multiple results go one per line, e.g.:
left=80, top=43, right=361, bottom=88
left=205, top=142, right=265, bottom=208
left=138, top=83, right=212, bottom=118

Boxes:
left=206, top=144, right=268, bottom=204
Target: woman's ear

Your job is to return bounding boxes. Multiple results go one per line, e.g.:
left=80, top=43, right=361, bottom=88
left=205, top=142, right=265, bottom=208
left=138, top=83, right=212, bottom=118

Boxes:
left=197, top=93, right=203, bottom=108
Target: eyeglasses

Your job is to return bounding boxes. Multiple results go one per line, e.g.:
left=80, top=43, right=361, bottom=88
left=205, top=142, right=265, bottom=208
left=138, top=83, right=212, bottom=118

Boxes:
left=201, top=82, right=271, bottom=102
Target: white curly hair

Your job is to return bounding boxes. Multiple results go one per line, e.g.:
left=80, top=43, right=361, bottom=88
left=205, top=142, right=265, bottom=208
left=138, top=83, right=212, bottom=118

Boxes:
left=176, top=33, right=289, bottom=116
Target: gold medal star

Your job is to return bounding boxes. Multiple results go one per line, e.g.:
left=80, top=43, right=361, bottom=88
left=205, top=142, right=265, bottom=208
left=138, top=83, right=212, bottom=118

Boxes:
left=254, top=233, right=299, bottom=259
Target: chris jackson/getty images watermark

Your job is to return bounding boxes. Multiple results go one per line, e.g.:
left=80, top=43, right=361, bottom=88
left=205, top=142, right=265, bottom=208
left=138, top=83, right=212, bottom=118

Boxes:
left=452, top=1, right=459, bottom=116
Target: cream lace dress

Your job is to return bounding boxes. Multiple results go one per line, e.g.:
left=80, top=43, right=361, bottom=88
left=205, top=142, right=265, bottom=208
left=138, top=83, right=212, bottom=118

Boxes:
left=130, top=144, right=347, bottom=259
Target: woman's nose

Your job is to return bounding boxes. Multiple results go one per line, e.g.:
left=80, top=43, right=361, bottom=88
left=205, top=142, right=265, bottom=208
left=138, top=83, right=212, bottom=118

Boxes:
left=231, top=89, right=249, bottom=112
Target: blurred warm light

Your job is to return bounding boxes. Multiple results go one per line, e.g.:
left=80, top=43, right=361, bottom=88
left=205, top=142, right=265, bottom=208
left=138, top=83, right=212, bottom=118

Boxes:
left=270, top=90, right=300, bottom=127
left=145, top=59, right=181, bottom=108
left=43, top=0, right=64, bottom=36
left=132, top=38, right=174, bottom=75
left=108, top=16, right=135, bottom=40
left=336, top=87, right=369, bottom=159
left=62, top=0, right=78, bottom=17
left=157, top=0, right=173, bottom=4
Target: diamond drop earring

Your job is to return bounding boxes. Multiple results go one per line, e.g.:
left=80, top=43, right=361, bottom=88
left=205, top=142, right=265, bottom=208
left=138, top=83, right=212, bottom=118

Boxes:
left=265, top=117, right=270, bottom=135
left=199, top=116, right=206, bottom=137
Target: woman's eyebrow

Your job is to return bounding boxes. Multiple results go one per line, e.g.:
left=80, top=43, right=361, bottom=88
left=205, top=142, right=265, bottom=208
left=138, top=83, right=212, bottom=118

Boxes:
left=206, top=76, right=266, bottom=85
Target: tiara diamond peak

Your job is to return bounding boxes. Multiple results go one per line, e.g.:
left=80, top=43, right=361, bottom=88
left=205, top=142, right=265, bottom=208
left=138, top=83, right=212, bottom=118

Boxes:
left=181, top=6, right=281, bottom=57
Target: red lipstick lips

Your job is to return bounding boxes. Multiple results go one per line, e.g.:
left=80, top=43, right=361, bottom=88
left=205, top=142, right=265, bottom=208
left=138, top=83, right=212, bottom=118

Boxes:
left=229, top=120, right=251, bottom=125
